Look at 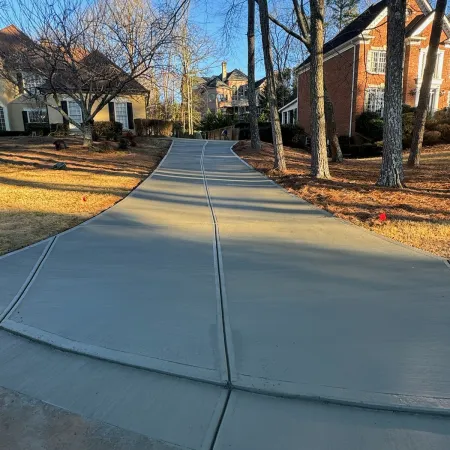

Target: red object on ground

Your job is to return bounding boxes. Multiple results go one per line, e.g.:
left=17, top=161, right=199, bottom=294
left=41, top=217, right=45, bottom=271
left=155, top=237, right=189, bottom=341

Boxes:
left=379, top=212, right=387, bottom=221
left=82, top=196, right=87, bottom=202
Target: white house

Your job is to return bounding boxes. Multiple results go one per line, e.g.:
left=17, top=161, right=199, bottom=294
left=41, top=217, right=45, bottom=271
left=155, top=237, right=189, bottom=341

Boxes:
left=279, top=98, right=298, bottom=125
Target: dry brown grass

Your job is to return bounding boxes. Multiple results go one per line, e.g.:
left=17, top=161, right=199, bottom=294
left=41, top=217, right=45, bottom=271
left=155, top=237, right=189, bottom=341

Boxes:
left=234, top=141, right=450, bottom=258
left=0, top=136, right=171, bottom=255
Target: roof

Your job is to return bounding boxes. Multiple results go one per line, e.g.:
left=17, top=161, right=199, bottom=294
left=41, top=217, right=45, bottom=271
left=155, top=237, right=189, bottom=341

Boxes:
left=206, top=77, right=231, bottom=89
left=255, top=77, right=266, bottom=89
left=405, top=13, right=428, bottom=37
left=279, top=97, right=298, bottom=112
left=299, top=0, right=387, bottom=68
left=217, top=68, right=248, bottom=82
left=0, top=25, right=147, bottom=94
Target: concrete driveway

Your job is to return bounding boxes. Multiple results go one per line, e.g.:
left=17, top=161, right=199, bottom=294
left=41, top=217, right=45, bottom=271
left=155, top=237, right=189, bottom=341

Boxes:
left=1, top=139, right=450, bottom=449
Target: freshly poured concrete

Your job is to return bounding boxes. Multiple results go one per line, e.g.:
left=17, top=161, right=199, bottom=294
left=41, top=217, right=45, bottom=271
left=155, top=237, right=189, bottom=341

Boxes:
left=0, top=240, right=51, bottom=318
left=3, top=141, right=227, bottom=383
left=214, top=391, right=450, bottom=450
left=203, top=144, right=450, bottom=411
left=2, top=139, right=450, bottom=449
left=0, top=331, right=227, bottom=450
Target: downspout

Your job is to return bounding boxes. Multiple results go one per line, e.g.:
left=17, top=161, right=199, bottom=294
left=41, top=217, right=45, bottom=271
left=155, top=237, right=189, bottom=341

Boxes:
left=349, top=43, right=356, bottom=137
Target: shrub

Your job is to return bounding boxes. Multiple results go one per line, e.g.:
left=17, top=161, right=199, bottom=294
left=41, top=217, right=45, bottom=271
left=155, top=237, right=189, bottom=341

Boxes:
left=402, top=112, right=415, bottom=147
left=355, top=112, right=383, bottom=141
left=435, top=123, right=450, bottom=142
left=433, top=108, right=450, bottom=124
left=425, top=118, right=439, bottom=131
left=49, top=123, right=69, bottom=137
left=125, top=131, right=137, bottom=147
left=423, top=130, right=441, bottom=145
left=134, top=118, right=144, bottom=136
left=402, top=104, right=416, bottom=114
left=118, top=137, right=129, bottom=150
left=25, top=123, right=51, bottom=136
left=137, top=119, right=173, bottom=136
left=93, top=121, right=123, bottom=140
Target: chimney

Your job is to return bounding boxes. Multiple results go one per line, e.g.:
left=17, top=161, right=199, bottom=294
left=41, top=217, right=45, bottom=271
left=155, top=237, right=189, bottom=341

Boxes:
left=221, top=61, right=227, bottom=81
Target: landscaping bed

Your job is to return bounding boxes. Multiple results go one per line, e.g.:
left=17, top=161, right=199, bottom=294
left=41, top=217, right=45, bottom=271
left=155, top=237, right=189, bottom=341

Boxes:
left=234, top=140, right=450, bottom=258
left=0, top=136, right=171, bottom=255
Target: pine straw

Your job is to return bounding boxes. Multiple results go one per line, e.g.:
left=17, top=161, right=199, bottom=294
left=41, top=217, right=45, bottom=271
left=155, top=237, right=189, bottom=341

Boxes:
left=0, top=136, right=171, bottom=255
left=234, top=140, right=450, bottom=259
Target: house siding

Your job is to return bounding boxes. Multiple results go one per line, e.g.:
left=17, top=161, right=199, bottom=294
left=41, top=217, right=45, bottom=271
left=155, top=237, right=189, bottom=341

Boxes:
left=296, top=0, right=450, bottom=137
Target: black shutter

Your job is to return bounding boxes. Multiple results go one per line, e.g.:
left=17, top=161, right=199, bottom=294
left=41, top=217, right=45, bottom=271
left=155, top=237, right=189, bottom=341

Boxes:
left=60, top=100, right=69, bottom=125
left=17, top=73, right=24, bottom=94
left=127, top=102, right=134, bottom=129
left=108, top=102, right=115, bottom=122
left=22, top=111, right=28, bottom=129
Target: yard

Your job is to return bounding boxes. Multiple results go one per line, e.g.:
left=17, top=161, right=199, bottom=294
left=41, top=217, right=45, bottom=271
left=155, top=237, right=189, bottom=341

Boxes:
left=0, top=136, right=171, bottom=255
left=234, top=141, right=450, bottom=259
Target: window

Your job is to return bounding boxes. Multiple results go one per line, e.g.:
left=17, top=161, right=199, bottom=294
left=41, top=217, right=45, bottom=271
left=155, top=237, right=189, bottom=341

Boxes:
left=365, top=87, right=385, bottom=116
left=368, top=50, right=386, bottom=74
left=27, top=108, right=47, bottom=123
left=68, top=101, right=82, bottom=128
left=0, top=107, right=6, bottom=131
left=23, top=73, right=45, bottom=93
left=115, top=102, right=128, bottom=129
left=232, top=86, right=238, bottom=100
left=419, top=49, right=443, bottom=79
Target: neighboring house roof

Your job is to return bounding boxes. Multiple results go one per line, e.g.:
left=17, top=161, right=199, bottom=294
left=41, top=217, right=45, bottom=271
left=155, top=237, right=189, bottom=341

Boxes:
left=279, top=97, right=298, bottom=113
left=299, top=0, right=387, bottom=68
left=0, top=24, right=148, bottom=95
left=206, top=77, right=231, bottom=89
left=255, top=77, right=266, bottom=89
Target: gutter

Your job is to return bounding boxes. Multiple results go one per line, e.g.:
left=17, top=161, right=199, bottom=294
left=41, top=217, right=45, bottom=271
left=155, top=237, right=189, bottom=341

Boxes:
left=349, top=44, right=356, bottom=137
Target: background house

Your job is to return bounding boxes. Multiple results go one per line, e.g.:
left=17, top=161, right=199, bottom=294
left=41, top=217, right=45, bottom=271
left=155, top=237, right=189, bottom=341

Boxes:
left=296, top=0, right=450, bottom=137
left=0, top=25, right=148, bottom=133
left=194, top=61, right=266, bottom=119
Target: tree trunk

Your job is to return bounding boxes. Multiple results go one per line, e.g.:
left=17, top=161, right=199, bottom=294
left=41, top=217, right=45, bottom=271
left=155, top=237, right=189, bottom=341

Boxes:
left=324, top=86, right=343, bottom=162
left=377, top=0, right=406, bottom=187
left=310, top=0, right=330, bottom=178
left=82, top=122, right=93, bottom=147
left=248, top=0, right=261, bottom=150
left=408, top=0, right=446, bottom=167
left=258, top=0, right=286, bottom=171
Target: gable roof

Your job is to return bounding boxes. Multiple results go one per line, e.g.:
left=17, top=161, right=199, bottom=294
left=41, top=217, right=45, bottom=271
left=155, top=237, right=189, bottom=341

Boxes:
left=405, top=13, right=428, bottom=37
left=0, top=25, right=147, bottom=94
left=299, top=0, right=387, bottom=68
left=255, top=77, right=266, bottom=89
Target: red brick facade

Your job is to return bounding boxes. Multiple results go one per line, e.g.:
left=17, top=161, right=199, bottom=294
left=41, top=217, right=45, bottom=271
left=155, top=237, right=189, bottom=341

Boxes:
left=297, top=0, right=450, bottom=136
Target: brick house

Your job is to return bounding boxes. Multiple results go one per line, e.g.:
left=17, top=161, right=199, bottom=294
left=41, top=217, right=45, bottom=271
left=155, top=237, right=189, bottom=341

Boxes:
left=296, top=0, right=450, bottom=137
left=194, top=62, right=266, bottom=119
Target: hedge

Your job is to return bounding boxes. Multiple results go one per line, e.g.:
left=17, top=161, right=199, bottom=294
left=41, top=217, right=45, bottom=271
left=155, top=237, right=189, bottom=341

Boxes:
left=93, top=121, right=123, bottom=140
left=134, top=119, right=173, bottom=137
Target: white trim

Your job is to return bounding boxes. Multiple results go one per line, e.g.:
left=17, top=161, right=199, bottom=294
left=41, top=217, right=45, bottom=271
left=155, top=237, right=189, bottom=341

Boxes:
left=366, top=7, right=388, bottom=31
left=0, top=102, right=10, bottom=131
left=410, top=12, right=435, bottom=37
left=279, top=98, right=297, bottom=112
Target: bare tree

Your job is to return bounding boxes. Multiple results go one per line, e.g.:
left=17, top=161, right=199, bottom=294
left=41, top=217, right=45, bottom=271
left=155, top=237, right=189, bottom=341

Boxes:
left=258, top=0, right=286, bottom=171
left=377, top=0, right=406, bottom=187
left=0, top=0, right=189, bottom=146
left=408, top=0, right=447, bottom=167
left=248, top=0, right=261, bottom=150
left=310, top=0, right=330, bottom=178
left=266, top=1, right=343, bottom=164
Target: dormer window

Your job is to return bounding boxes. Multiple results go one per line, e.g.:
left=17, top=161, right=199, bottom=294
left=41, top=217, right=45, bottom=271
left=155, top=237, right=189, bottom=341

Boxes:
left=22, top=72, right=45, bottom=93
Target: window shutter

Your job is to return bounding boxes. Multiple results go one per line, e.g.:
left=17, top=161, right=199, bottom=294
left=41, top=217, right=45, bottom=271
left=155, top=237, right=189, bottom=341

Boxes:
left=22, top=110, right=28, bottom=129
left=60, top=100, right=69, bottom=125
left=17, top=73, right=24, bottom=94
left=367, top=51, right=373, bottom=73
left=108, top=102, right=115, bottom=122
left=127, top=102, right=134, bottom=129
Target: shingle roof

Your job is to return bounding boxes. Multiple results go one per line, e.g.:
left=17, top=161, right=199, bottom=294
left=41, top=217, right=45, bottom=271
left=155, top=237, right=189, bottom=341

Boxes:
left=299, top=0, right=387, bottom=68
left=255, top=77, right=266, bottom=89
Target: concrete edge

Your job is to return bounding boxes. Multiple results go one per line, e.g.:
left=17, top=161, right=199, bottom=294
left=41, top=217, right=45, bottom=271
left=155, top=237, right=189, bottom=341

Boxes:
left=0, top=237, right=57, bottom=323
left=202, top=143, right=237, bottom=385
left=0, top=320, right=225, bottom=387
left=0, top=139, right=174, bottom=257
left=232, top=375, right=450, bottom=417
left=230, top=143, right=449, bottom=266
